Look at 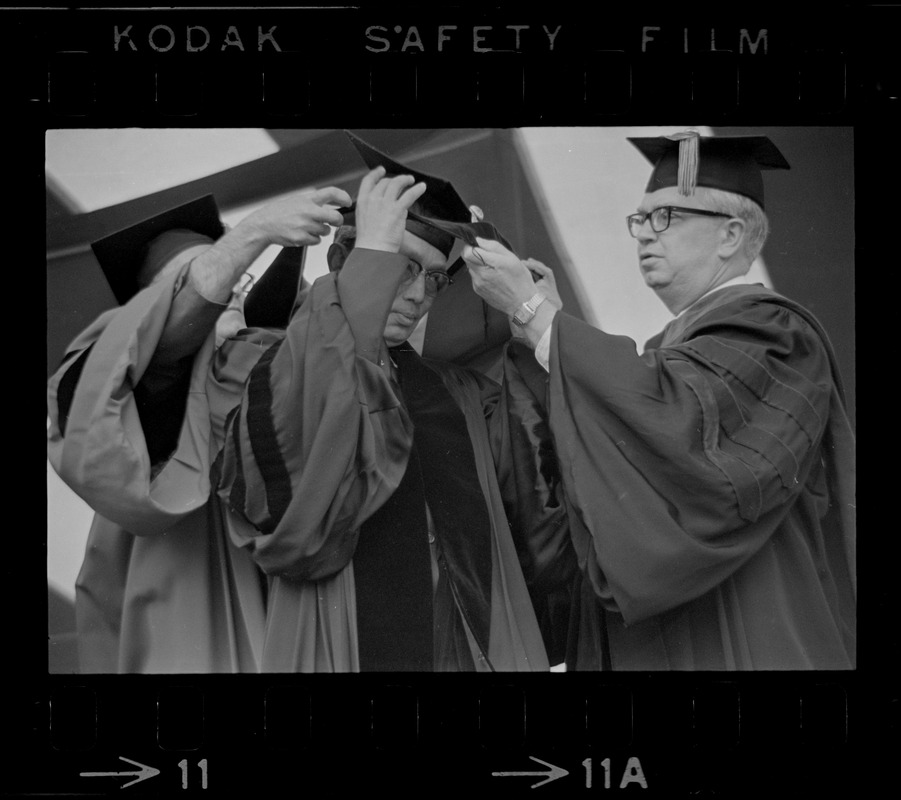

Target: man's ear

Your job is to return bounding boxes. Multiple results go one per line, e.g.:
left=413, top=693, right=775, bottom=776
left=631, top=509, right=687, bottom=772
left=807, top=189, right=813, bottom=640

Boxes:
left=718, top=217, right=746, bottom=259
left=327, top=242, right=350, bottom=272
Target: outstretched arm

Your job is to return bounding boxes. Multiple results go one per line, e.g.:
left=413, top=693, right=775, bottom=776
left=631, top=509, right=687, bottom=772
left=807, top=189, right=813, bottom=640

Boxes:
left=544, top=296, right=836, bottom=624
left=155, top=186, right=352, bottom=365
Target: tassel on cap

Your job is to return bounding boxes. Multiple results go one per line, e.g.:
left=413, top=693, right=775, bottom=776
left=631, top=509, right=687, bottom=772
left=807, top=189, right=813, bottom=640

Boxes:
left=628, top=132, right=790, bottom=209
left=666, top=130, right=700, bottom=197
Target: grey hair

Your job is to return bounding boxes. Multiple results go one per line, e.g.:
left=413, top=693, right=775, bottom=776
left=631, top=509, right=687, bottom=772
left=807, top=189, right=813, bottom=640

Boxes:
left=694, top=187, right=770, bottom=262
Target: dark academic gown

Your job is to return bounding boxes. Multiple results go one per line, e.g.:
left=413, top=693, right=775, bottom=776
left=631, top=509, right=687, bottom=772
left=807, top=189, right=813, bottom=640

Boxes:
left=47, top=269, right=270, bottom=673
left=536, top=283, right=855, bottom=670
left=215, top=248, right=556, bottom=672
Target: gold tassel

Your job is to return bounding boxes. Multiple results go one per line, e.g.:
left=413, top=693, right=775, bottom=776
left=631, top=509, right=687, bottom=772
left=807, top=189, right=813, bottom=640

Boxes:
left=667, top=130, right=700, bottom=197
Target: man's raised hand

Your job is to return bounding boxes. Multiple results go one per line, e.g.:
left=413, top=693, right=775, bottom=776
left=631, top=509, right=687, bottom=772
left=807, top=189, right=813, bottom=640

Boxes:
left=353, top=166, right=427, bottom=253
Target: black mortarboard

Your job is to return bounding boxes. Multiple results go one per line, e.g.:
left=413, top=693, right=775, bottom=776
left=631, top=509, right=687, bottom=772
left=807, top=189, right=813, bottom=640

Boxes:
left=242, top=246, right=307, bottom=328
left=338, top=131, right=521, bottom=368
left=91, top=194, right=224, bottom=305
left=628, top=131, right=790, bottom=210
left=341, top=131, right=476, bottom=257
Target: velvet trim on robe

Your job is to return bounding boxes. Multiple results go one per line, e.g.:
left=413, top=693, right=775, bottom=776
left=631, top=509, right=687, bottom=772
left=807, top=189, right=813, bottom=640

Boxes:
left=48, top=269, right=270, bottom=673
left=543, top=284, right=855, bottom=670
left=216, top=248, right=550, bottom=672
left=433, top=357, right=554, bottom=672
left=489, top=341, right=580, bottom=667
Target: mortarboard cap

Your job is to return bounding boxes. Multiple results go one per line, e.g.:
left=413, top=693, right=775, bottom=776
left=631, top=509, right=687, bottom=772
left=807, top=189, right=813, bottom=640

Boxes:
left=341, top=131, right=475, bottom=257
left=242, top=246, right=307, bottom=328
left=628, top=131, right=790, bottom=210
left=91, top=194, right=225, bottom=305
left=337, top=131, right=522, bottom=367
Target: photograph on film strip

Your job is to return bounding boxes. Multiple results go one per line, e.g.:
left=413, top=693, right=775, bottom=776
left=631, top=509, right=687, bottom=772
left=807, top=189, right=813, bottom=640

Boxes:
left=46, top=126, right=855, bottom=676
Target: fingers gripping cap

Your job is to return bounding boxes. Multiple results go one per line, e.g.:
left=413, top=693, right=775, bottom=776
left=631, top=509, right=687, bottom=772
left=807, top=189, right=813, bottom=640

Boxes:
left=340, top=130, right=502, bottom=258
left=338, top=131, right=520, bottom=366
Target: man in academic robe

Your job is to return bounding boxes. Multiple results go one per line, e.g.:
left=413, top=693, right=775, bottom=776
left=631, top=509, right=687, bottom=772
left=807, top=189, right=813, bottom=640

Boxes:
left=460, top=130, right=856, bottom=670
left=215, top=134, right=568, bottom=671
left=47, top=185, right=352, bottom=673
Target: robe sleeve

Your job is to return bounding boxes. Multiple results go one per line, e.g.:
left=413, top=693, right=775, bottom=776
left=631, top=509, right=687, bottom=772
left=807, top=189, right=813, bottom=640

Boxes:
left=48, top=309, right=116, bottom=441
left=132, top=272, right=227, bottom=464
left=216, top=249, right=415, bottom=581
left=547, top=295, right=835, bottom=625
left=48, top=268, right=260, bottom=536
left=47, top=269, right=234, bottom=536
left=48, top=261, right=232, bottom=467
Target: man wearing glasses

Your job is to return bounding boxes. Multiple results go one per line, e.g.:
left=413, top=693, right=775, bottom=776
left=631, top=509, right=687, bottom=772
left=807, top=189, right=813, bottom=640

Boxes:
left=215, top=134, right=563, bottom=672
left=461, top=130, right=856, bottom=671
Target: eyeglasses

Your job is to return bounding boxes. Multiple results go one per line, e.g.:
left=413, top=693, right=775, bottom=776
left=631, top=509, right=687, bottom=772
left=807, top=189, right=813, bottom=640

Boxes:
left=626, top=206, right=732, bottom=238
left=400, top=260, right=453, bottom=297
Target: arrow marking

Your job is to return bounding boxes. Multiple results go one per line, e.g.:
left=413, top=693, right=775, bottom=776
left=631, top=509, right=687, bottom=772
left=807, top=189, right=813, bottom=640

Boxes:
left=80, top=755, right=161, bottom=789
left=492, top=755, right=569, bottom=788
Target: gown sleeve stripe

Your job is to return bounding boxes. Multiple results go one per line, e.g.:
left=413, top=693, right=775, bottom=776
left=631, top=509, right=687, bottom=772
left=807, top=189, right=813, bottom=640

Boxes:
left=694, top=361, right=803, bottom=492
left=668, top=359, right=764, bottom=521
left=665, top=328, right=830, bottom=519
left=244, top=339, right=293, bottom=534
left=727, top=424, right=801, bottom=491
left=682, top=337, right=824, bottom=443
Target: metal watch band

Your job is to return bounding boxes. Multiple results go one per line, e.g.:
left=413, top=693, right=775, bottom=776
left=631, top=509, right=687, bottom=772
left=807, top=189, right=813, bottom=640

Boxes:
left=512, top=291, right=547, bottom=326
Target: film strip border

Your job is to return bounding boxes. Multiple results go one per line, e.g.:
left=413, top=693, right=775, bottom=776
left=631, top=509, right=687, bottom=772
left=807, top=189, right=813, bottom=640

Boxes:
left=0, top=7, right=898, bottom=123
left=10, top=676, right=862, bottom=794
left=5, top=4, right=895, bottom=797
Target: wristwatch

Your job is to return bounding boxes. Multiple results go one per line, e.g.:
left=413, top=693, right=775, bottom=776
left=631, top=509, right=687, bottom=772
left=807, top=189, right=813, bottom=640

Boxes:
left=511, top=291, right=547, bottom=327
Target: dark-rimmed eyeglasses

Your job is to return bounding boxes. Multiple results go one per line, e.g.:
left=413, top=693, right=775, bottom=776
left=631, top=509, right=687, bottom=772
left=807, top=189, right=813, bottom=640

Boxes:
left=401, top=260, right=453, bottom=297
left=626, top=206, right=732, bottom=238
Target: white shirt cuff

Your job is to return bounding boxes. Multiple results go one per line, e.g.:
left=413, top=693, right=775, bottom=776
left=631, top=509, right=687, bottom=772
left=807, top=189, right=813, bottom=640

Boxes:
left=534, top=323, right=552, bottom=373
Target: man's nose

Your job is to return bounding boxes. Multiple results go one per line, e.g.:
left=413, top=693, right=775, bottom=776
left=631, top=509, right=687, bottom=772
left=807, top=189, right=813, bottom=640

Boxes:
left=635, top=218, right=658, bottom=243
left=401, top=270, right=427, bottom=302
